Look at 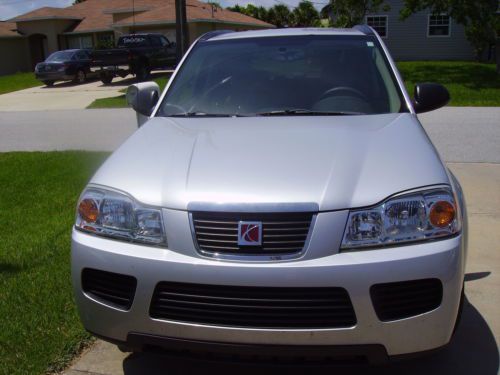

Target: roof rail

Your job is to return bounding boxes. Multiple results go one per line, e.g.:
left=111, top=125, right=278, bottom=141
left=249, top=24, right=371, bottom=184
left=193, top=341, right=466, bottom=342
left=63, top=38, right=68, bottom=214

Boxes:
left=199, top=30, right=235, bottom=41
left=353, top=24, right=375, bottom=35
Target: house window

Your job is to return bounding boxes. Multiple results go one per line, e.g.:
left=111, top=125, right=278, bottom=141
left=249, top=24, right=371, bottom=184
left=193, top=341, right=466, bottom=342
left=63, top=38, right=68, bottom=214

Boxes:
left=366, top=16, right=388, bottom=38
left=68, top=35, right=93, bottom=49
left=428, top=15, right=451, bottom=37
left=96, top=33, right=114, bottom=49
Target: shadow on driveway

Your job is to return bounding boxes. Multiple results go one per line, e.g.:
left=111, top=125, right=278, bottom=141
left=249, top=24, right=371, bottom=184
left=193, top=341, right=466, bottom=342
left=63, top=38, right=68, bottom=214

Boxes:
left=122, top=300, right=498, bottom=375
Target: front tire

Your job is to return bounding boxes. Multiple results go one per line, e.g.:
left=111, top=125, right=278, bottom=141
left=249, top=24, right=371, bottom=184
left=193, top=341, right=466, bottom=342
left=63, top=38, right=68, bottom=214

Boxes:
left=43, top=80, right=54, bottom=87
left=100, top=72, right=113, bottom=85
left=135, top=64, right=150, bottom=82
left=74, top=69, right=86, bottom=84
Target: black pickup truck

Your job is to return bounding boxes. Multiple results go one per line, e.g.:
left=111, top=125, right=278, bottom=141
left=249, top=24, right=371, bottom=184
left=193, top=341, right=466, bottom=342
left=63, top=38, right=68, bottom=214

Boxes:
left=90, top=33, right=177, bottom=84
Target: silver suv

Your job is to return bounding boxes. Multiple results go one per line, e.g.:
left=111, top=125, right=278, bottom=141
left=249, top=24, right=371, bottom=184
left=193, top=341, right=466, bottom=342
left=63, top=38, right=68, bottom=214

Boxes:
left=72, top=26, right=467, bottom=363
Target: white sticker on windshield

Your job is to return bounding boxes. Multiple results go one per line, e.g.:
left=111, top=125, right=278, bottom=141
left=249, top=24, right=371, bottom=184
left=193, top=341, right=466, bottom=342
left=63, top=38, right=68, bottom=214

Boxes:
left=367, top=41, right=374, bottom=47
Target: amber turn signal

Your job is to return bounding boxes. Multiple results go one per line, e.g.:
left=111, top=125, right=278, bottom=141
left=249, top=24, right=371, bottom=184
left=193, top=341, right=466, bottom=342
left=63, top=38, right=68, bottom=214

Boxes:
left=429, top=201, right=455, bottom=228
left=78, top=198, right=99, bottom=223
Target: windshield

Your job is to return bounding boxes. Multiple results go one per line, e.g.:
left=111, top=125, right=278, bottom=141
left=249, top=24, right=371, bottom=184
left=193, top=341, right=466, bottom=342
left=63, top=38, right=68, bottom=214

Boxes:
left=157, top=35, right=406, bottom=117
left=46, top=51, right=74, bottom=62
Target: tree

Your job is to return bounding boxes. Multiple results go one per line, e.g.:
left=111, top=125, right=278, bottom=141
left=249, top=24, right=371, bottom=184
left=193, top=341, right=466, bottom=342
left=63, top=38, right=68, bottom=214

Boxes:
left=243, top=4, right=259, bottom=17
left=327, top=0, right=390, bottom=27
left=400, top=0, right=499, bottom=61
left=256, top=6, right=269, bottom=21
left=226, top=2, right=318, bottom=28
left=226, top=4, right=243, bottom=13
left=271, top=4, right=292, bottom=28
left=292, top=1, right=320, bottom=27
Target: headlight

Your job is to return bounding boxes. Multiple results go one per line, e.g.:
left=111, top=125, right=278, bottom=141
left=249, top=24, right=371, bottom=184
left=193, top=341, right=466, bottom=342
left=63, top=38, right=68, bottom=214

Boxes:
left=75, top=187, right=166, bottom=246
left=341, top=187, right=461, bottom=250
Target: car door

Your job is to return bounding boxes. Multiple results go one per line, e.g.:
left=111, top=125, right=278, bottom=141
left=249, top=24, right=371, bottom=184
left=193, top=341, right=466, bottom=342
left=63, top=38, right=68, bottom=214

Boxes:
left=76, top=50, right=92, bottom=75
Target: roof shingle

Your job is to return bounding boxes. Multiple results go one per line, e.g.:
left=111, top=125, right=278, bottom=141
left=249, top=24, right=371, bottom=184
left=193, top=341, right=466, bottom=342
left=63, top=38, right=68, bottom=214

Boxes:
left=9, top=0, right=271, bottom=33
left=112, top=1, right=271, bottom=27
left=10, top=7, right=83, bottom=22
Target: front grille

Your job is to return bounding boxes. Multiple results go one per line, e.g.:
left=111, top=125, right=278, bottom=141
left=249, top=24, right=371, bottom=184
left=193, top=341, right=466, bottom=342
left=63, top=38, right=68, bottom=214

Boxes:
left=191, top=212, right=313, bottom=255
left=81, top=268, right=137, bottom=310
left=150, top=282, right=357, bottom=329
left=370, top=278, right=443, bottom=321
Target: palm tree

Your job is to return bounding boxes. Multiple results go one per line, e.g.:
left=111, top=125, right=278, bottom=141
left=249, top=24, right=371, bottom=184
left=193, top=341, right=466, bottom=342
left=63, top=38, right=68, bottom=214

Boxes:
left=271, top=4, right=292, bottom=28
left=292, top=0, right=320, bottom=27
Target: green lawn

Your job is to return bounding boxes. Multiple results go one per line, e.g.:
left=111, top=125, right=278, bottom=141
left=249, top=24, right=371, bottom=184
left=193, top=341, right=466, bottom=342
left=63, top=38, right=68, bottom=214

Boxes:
left=397, top=61, right=500, bottom=106
left=87, top=74, right=171, bottom=109
left=0, top=72, right=42, bottom=95
left=0, top=152, right=109, bottom=374
left=88, top=62, right=499, bottom=109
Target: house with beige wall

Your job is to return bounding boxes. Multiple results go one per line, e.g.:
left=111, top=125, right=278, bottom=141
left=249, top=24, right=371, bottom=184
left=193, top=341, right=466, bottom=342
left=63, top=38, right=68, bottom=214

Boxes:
left=0, top=0, right=272, bottom=75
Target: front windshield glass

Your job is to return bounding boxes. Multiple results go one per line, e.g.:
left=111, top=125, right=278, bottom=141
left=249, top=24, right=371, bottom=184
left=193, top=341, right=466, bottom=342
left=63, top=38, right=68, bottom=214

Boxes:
left=46, top=51, right=74, bottom=62
left=158, top=35, right=406, bottom=117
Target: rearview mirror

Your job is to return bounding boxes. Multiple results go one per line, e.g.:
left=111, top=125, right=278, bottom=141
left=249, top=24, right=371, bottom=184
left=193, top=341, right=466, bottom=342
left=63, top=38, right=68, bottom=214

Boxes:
left=126, top=82, right=160, bottom=117
left=413, top=83, right=450, bottom=114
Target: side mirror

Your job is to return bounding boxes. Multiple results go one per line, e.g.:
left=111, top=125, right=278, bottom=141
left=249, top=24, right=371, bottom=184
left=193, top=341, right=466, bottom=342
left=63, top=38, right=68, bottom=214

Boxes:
left=413, top=83, right=450, bottom=114
left=126, top=82, right=160, bottom=117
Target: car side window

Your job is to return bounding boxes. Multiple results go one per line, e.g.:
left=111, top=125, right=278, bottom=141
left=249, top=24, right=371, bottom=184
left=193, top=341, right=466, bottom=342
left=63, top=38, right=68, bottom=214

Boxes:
left=160, top=37, right=170, bottom=47
left=76, top=51, right=88, bottom=60
left=151, top=36, right=162, bottom=47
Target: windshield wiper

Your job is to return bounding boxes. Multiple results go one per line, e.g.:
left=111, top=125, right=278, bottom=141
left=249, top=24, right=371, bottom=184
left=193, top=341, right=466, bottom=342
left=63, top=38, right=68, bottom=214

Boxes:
left=169, top=112, right=248, bottom=117
left=255, top=109, right=365, bottom=116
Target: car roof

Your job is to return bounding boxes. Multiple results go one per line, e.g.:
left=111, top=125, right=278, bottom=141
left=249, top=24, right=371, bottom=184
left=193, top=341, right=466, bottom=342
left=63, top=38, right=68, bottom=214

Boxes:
left=206, top=27, right=372, bottom=42
left=53, top=49, right=80, bottom=53
left=119, top=33, right=163, bottom=37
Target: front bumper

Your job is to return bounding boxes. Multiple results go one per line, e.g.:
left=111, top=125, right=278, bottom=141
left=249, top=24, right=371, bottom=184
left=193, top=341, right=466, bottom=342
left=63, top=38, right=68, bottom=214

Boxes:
left=72, top=209, right=464, bottom=359
left=35, top=72, right=73, bottom=81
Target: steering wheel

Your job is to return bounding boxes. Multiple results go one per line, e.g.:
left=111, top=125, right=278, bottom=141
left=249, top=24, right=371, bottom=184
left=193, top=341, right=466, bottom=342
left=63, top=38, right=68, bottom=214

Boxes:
left=318, top=86, right=368, bottom=102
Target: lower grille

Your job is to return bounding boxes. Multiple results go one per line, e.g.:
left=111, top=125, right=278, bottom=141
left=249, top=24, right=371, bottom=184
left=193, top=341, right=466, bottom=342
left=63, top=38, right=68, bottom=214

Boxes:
left=370, top=278, right=443, bottom=321
left=81, top=268, right=137, bottom=310
left=191, top=212, right=313, bottom=255
left=150, top=282, right=357, bottom=328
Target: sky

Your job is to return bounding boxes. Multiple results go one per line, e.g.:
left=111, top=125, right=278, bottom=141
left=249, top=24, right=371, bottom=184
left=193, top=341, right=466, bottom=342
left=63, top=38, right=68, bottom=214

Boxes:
left=0, top=0, right=326, bottom=21
left=1, top=0, right=72, bottom=21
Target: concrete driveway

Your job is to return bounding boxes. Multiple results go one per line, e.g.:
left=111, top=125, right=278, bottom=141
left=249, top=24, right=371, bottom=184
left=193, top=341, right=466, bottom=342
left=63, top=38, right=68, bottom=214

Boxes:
left=0, top=72, right=170, bottom=111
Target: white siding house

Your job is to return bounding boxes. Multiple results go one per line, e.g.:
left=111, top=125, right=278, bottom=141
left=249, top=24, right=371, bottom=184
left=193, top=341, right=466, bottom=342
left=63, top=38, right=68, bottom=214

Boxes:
left=365, top=0, right=475, bottom=60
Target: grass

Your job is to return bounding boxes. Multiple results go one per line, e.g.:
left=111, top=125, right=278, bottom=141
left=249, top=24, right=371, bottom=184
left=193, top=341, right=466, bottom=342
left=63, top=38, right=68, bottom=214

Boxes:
left=397, top=61, right=500, bottom=106
left=0, top=151, right=109, bottom=375
left=87, top=94, right=128, bottom=109
left=87, top=73, right=171, bottom=109
left=0, top=72, right=42, bottom=95
left=88, top=62, right=499, bottom=109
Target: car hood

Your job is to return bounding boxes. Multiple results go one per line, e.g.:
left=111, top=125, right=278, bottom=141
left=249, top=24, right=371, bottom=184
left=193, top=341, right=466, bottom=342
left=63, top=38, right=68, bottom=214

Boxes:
left=91, top=113, right=449, bottom=211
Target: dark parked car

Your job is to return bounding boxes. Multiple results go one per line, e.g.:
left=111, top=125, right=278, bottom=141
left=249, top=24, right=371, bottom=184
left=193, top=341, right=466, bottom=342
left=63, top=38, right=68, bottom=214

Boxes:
left=90, top=33, right=177, bottom=84
left=35, top=49, right=97, bottom=87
